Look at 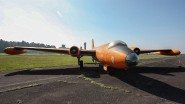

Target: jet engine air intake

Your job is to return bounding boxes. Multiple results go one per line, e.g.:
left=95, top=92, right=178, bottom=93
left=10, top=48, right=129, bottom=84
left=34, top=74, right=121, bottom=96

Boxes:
left=69, top=46, right=80, bottom=57
left=129, top=47, right=140, bottom=55
left=133, top=48, right=140, bottom=55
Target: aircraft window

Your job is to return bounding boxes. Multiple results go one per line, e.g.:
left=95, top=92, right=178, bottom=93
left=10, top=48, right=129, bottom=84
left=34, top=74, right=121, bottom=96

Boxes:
left=108, top=40, right=127, bottom=48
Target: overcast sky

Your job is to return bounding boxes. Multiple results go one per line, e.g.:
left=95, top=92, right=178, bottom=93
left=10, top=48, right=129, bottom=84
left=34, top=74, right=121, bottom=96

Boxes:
left=0, top=0, right=184, bottom=53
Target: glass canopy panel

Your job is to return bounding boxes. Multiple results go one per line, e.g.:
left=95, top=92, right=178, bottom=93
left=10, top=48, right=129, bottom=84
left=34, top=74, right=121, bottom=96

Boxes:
left=108, top=40, right=127, bottom=49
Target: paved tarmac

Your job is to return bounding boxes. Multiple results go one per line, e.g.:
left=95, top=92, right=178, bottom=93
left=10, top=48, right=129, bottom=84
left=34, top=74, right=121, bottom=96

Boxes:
left=0, top=56, right=185, bottom=104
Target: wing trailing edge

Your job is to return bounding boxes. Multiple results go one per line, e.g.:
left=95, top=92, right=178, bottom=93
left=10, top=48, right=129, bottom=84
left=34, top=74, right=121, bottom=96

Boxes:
left=140, top=49, right=181, bottom=56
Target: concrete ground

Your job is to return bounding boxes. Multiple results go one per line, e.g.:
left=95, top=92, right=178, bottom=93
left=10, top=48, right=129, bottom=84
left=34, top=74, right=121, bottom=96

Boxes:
left=0, top=56, right=185, bottom=104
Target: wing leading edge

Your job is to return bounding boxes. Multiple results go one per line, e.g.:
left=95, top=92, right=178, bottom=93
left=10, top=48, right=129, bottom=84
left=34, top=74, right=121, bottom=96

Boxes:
left=4, top=46, right=96, bottom=56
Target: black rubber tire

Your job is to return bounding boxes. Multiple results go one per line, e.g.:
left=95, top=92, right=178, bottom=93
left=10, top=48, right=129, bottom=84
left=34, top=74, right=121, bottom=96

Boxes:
left=80, top=60, right=83, bottom=69
left=98, top=63, right=103, bottom=69
left=107, top=67, right=115, bottom=76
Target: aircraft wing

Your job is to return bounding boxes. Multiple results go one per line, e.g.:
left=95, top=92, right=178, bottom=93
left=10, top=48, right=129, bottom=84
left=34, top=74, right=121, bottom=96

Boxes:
left=4, top=46, right=96, bottom=56
left=140, top=49, right=172, bottom=54
left=139, top=49, right=181, bottom=55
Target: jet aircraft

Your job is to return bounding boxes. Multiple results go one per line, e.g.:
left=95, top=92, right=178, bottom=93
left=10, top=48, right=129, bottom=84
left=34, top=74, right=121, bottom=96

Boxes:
left=4, top=39, right=181, bottom=75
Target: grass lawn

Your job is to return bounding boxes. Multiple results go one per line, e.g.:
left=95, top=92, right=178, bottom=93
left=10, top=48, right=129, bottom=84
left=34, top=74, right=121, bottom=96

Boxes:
left=0, top=54, right=171, bottom=71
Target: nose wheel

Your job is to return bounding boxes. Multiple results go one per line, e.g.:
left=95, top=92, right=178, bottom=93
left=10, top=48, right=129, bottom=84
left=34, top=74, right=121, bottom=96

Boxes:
left=107, top=67, right=115, bottom=76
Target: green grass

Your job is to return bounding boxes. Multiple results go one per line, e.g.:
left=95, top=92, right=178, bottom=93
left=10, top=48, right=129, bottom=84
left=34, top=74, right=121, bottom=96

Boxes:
left=0, top=54, right=93, bottom=71
left=0, top=54, right=171, bottom=71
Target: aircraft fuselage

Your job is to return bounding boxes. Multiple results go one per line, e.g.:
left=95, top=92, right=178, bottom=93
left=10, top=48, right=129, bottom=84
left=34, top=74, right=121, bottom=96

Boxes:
left=94, top=41, right=139, bottom=70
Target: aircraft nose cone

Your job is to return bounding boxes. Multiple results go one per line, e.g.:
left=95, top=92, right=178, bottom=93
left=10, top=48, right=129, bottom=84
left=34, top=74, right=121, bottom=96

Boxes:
left=126, top=53, right=139, bottom=67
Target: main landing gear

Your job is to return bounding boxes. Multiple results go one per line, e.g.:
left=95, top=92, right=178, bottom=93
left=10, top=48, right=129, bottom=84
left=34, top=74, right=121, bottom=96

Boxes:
left=77, top=56, right=83, bottom=69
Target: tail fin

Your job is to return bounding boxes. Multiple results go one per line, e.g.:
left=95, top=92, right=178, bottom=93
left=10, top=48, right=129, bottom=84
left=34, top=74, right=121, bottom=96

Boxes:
left=92, top=39, right=94, bottom=49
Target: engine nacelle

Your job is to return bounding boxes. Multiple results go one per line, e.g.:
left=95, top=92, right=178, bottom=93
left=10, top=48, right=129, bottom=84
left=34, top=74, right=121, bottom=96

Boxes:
left=4, top=47, right=25, bottom=55
left=69, top=46, right=80, bottom=57
left=129, top=47, right=140, bottom=55
left=155, top=50, right=181, bottom=56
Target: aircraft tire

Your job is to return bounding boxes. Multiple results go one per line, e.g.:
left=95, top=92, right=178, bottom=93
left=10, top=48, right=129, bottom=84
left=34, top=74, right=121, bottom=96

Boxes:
left=98, top=63, right=103, bottom=70
left=107, top=67, right=115, bottom=76
left=80, top=60, right=83, bottom=69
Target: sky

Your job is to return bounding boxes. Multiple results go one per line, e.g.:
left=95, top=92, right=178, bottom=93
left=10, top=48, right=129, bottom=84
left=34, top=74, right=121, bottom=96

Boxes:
left=0, top=0, right=185, bottom=53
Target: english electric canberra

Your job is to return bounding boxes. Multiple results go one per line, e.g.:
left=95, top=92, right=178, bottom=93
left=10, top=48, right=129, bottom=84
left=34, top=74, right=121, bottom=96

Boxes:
left=4, top=39, right=181, bottom=74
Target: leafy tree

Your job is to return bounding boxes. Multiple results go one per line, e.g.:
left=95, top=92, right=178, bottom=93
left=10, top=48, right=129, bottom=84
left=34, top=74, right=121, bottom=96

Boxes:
left=0, top=39, right=56, bottom=53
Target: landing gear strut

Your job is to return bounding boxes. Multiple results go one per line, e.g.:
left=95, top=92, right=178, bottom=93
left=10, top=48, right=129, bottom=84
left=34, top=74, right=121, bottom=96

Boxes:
left=77, top=56, right=83, bottom=69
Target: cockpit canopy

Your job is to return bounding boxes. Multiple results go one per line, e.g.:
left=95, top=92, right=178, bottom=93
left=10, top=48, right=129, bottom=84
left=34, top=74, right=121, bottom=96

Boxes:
left=108, top=40, right=127, bottom=49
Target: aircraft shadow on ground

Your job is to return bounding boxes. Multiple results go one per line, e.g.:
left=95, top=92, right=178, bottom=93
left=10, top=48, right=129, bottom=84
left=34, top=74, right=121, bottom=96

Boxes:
left=4, top=66, right=106, bottom=78
left=4, top=66, right=185, bottom=103
left=116, top=66, right=185, bottom=104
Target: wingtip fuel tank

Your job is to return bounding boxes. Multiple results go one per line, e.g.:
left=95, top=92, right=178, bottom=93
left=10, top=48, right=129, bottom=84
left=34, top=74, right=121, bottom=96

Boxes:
left=4, top=47, right=25, bottom=55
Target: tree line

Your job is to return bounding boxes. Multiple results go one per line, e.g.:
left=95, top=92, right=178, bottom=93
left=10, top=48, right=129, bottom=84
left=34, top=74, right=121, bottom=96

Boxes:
left=0, top=39, right=56, bottom=53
